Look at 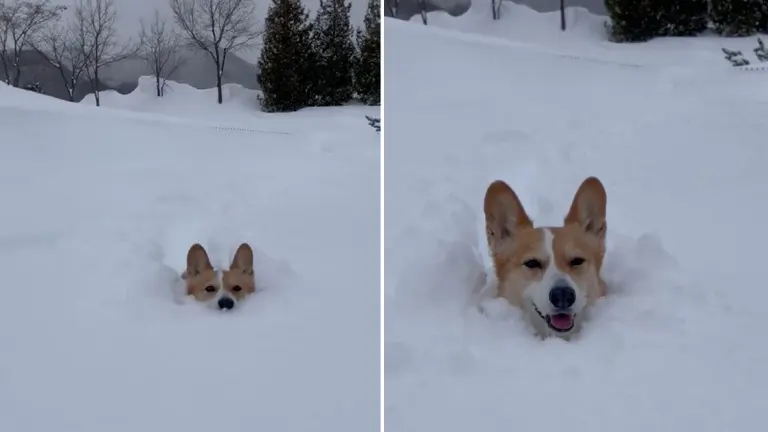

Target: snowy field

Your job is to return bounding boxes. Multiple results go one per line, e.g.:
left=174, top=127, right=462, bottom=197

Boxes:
left=0, top=80, right=380, bottom=431
left=384, top=8, right=768, bottom=432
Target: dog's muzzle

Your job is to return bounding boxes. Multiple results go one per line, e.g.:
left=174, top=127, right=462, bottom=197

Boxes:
left=218, top=296, right=235, bottom=310
left=533, top=284, right=577, bottom=333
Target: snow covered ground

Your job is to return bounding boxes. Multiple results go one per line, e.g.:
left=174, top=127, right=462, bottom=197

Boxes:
left=0, top=80, right=380, bottom=431
left=384, top=10, right=768, bottom=432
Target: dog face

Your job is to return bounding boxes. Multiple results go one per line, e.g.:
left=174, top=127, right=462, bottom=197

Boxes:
left=483, top=177, right=607, bottom=339
left=182, top=243, right=256, bottom=310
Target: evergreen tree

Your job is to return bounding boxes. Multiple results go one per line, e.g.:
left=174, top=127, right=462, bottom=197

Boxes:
left=311, top=0, right=356, bottom=106
left=710, top=0, right=768, bottom=36
left=658, top=0, right=708, bottom=36
left=604, top=0, right=664, bottom=42
left=354, top=0, right=380, bottom=105
left=257, top=0, right=315, bottom=112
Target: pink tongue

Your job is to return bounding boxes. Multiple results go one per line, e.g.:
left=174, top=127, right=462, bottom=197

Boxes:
left=550, top=313, right=573, bottom=330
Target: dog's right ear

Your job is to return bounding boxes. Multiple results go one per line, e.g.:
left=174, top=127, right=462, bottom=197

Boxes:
left=184, top=243, right=213, bottom=278
left=484, top=180, right=533, bottom=251
left=230, top=242, right=254, bottom=276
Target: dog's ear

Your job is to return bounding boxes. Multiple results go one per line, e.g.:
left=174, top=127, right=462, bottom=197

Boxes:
left=484, top=180, right=533, bottom=251
left=230, top=243, right=254, bottom=276
left=185, top=243, right=213, bottom=277
left=564, top=176, right=607, bottom=239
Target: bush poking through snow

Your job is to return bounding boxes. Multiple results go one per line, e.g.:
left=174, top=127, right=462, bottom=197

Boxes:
left=722, top=38, right=768, bottom=66
left=366, top=115, right=380, bottom=132
left=754, top=37, right=768, bottom=62
left=722, top=47, right=751, bottom=66
left=23, top=82, right=44, bottom=93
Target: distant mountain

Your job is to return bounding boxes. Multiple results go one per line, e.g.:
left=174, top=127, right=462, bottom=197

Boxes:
left=1, top=48, right=258, bottom=103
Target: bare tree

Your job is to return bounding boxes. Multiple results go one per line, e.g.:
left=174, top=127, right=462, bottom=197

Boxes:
left=30, top=19, right=93, bottom=101
left=170, top=0, right=262, bottom=104
left=385, top=0, right=398, bottom=17
left=138, top=9, right=185, bottom=97
left=560, top=0, right=566, bottom=31
left=491, top=0, right=502, bottom=21
left=0, top=0, right=65, bottom=86
left=418, top=0, right=427, bottom=25
left=75, top=0, right=138, bottom=106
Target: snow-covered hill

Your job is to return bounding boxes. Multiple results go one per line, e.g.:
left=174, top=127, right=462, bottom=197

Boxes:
left=0, top=80, right=380, bottom=432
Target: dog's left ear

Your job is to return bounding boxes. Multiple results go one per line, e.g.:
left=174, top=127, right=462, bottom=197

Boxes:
left=230, top=243, right=254, bottom=276
left=565, top=176, right=607, bottom=239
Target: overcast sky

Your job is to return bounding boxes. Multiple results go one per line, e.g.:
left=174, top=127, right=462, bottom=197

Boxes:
left=52, top=0, right=370, bottom=63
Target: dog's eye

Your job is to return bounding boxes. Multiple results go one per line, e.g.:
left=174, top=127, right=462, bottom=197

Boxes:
left=204, top=285, right=217, bottom=293
left=569, top=257, right=586, bottom=267
left=232, top=285, right=242, bottom=292
left=523, top=259, right=542, bottom=269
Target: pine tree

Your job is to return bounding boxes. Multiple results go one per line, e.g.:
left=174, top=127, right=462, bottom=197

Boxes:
left=311, top=0, right=356, bottom=106
left=711, top=0, right=768, bottom=36
left=354, top=0, right=380, bottom=105
left=658, top=0, right=708, bottom=36
left=257, top=0, right=315, bottom=112
left=604, top=0, right=664, bottom=42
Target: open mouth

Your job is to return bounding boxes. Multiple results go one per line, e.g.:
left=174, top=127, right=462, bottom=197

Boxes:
left=533, top=304, right=575, bottom=333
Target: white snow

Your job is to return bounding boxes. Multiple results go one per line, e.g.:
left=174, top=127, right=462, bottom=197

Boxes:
left=384, top=7, right=768, bottom=432
left=0, top=79, right=380, bottom=431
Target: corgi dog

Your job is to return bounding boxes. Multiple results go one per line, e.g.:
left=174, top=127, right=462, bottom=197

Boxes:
left=181, top=242, right=256, bottom=310
left=483, top=176, right=607, bottom=339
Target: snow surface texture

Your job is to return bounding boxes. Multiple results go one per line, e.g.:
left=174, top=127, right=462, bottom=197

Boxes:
left=384, top=13, right=768, bottom=432
left=0, top=79, right=380, bottom=431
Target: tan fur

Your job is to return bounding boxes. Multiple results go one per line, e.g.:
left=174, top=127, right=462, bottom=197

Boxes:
left=182, top=242, right=256, bottom=304
left=484, top=176, right=608, bottom=318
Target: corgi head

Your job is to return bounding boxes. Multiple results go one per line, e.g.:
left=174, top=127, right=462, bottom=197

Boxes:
left=181, top=243, right=256, bottom=310
left=483, top=177, right=607, bottom=339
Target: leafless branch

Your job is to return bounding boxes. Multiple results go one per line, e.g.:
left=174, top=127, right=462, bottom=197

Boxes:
left=75, top=0, right=139, bottom=106
left=29, top=19, right=93, bottom=101
left=0, top=0, right=66, bottom=86
left=139, top=9, right=185, bottom=97
left=169, top=0, right=262, bottom=103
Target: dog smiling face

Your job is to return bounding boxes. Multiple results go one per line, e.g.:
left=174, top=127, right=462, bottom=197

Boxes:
left=483, top=177, right=608, bottom=339
left=182, top=243, right=256, bottom=310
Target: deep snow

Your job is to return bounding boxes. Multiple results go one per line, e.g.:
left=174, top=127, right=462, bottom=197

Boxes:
left=0, top=79, right=380, bottom=431
left=384, top=10, right=768, bottom=432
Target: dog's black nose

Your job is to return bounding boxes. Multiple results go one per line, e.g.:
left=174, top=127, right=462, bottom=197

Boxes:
left=218, top=297, right=235, bottom=310
left=549, top=285, right=576, bottom=310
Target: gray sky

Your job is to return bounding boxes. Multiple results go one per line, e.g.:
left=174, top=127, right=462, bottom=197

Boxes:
left=53, top=0, right=370, bottom=63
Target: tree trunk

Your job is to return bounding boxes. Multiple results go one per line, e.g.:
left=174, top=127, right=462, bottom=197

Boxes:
left=12, top=65, right=21, bottom=87
left=560, top=0, right=566, bottom=31
left=94, top=67, right=101, bottom=107
left=156, top=75, right=161, bottom=97
left=217, top=73, right=223, bottom=104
